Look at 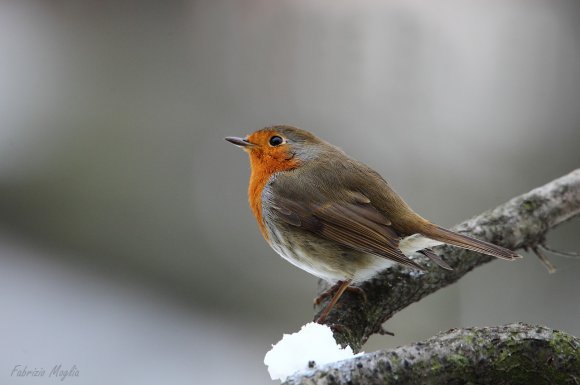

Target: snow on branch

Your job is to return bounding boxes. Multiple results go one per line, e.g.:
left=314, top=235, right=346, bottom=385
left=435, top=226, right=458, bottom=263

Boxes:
left=314, top=169, right=580, bottom=351
left=284, top=323, right=580, bottom=385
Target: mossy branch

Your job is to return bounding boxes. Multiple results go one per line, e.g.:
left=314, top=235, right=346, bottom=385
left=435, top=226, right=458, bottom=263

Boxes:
left=314, top=169, right=580, bottom=351
left=284, top=323, right=580, bottom=385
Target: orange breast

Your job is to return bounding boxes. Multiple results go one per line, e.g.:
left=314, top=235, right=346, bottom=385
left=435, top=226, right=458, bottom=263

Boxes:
left=248, top=153, right=299, bottom=241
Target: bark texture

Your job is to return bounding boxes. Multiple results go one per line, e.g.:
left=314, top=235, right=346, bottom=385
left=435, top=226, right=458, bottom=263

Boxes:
left=313, top=169, right=580, bottom=351
left=284, top=323, right=580, bottom=385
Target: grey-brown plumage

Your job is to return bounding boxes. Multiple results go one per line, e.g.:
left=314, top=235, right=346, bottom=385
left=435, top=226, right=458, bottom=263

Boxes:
left=254, top=126, right=520, bottom=283
left=226, top=125, right=521, bottom=321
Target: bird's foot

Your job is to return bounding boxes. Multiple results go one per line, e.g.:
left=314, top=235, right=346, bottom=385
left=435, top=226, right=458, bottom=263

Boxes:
left=314, top=281, right=367, bottom=306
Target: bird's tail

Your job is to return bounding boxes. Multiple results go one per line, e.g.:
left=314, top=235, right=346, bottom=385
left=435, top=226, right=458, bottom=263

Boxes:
left=420, top=224, right=521, bottom=260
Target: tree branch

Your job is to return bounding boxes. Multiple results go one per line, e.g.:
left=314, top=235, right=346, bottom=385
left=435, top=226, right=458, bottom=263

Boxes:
left=284, top=323, right=580, bottom=385
left=314, top=169, right=580, bottom=351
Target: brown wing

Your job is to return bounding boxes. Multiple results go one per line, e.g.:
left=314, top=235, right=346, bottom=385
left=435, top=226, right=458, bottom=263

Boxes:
left=268, top=191, right=425, bottom=271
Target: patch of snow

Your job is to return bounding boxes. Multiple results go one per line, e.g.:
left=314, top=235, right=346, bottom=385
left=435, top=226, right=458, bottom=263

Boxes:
left=264, top=322, right=359, bottom=381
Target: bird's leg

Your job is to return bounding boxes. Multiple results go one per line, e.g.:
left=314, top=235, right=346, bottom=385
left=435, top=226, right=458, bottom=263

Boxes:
left=314, top=280, right=367, bottom=306
left=315, top=279, right=352, bottom=324
left=314, top=281, right=344, bottom=306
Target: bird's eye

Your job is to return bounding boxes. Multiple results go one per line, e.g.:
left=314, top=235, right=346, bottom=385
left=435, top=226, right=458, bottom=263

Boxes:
left=269, top=135, right=284, bottom=146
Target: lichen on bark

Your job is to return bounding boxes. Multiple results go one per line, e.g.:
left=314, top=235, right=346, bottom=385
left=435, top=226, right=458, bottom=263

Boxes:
left=284, top=323, right=580, bottom=385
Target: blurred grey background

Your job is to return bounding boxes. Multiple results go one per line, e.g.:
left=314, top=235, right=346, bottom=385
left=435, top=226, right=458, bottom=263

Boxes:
left=0, top=0, right=579, bottom=384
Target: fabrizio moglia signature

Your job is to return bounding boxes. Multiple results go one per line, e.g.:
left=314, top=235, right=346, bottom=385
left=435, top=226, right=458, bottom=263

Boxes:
left=11, top=364, right=79, bottom=381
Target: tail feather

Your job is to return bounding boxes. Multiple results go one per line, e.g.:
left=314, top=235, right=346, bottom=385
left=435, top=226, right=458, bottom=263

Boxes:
left=420, top=224, right=521, bottom=260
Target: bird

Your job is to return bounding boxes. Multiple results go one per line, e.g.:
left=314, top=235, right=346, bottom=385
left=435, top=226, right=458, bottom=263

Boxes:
left=225, top=125, right=520, bottom=323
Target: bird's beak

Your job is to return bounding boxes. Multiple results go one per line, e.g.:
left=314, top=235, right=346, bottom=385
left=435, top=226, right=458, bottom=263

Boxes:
left=225, top=136, right=254, bottom=148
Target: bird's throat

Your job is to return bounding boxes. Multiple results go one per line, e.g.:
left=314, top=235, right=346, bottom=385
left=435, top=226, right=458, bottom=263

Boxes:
left=248, top=153, right=299, bottom=241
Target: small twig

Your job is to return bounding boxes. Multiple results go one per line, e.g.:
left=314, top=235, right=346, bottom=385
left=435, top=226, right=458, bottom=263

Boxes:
left=532, top=246, right=557, bottom=273
left=377, top=327, right=395, bottom=336
left=540, top=243, right=580, bottom=259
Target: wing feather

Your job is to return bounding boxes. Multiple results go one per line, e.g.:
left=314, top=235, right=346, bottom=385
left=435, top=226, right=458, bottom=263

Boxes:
left=268, top=190, right=424, bottom=270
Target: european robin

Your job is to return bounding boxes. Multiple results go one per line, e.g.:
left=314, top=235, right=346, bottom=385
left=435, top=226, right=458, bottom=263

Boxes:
left=226, top=125, right=520, bottom=323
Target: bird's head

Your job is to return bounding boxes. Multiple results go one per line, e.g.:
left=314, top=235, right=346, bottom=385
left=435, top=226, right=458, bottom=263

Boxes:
left=225, top=125, right=324, bottom=174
